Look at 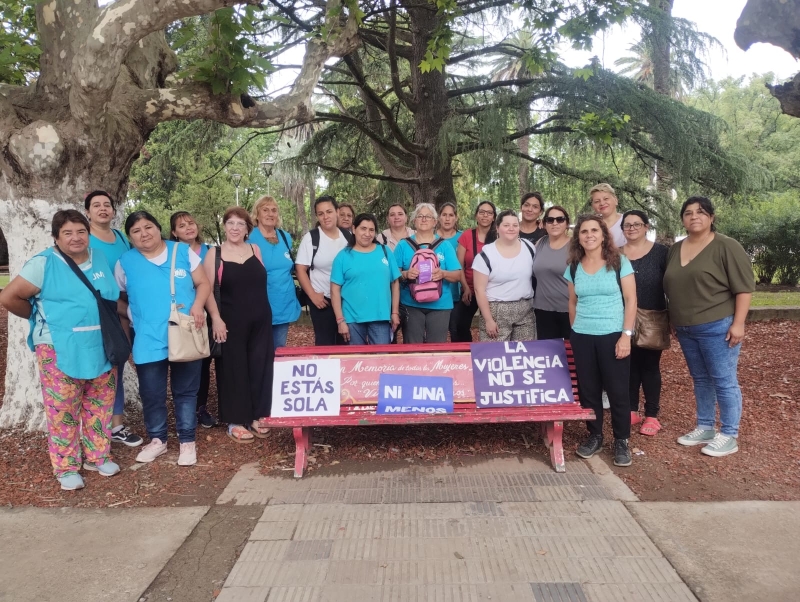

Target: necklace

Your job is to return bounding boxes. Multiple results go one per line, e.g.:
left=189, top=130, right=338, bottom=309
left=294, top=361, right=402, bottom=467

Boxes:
left=226, top=243, right=248, bottom=260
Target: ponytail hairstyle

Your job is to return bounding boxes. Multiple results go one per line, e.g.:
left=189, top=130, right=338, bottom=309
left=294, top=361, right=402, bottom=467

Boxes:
left=474, top=200, right=498, bottom=243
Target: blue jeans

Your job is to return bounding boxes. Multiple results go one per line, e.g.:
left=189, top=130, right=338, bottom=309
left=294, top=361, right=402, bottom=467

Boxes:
left=136, top=359, right=201, bottom=443
left=272, top=322, right=290, bottom=349
left=675, top=315, right=742, bottom=437
left=349, top=321, right=392, bottom=345
left=112, top=361, right=126, bottom=416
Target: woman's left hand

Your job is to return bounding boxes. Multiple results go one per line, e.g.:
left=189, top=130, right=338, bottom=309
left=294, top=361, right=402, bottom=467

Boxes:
left=190, top=303, right=205, bottom=329
left=615, top=334, right=631, bottom=359
left=726, top=322, right=745, bottom=347
left=391, top=313, right=400, bottom=332
left=211, top=316, right=228, bottom=343
left=431, top=268, right=443, bottom=282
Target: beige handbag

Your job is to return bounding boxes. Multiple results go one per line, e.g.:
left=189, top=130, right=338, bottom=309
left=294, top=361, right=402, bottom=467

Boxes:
left=633, top=308, right=671, bottom=351
left=167, top=243, right=210, bottom=362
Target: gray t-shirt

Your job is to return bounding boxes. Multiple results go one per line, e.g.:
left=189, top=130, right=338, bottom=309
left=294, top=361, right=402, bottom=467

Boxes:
left=532, top=237, right=570, bottom=312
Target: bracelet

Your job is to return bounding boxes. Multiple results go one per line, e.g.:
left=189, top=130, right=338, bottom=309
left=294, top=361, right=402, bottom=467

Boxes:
left=336, top=317, right=346, bottom=324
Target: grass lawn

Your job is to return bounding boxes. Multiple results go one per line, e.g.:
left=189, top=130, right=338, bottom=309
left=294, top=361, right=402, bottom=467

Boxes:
left=752, top=291, right=800, bottom=307
left=0, top=275, right=8, bottom=288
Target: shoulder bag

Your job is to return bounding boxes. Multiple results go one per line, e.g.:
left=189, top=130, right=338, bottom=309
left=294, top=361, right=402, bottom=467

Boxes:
left=57, top=246, right=131, bottom=366
left=633, top=309, right=671, bottom=350
left=168, top=243, right=210, bottom=362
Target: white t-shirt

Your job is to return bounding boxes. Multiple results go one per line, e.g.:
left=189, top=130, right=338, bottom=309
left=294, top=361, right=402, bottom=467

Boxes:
left=610, top=215, right=626, bottom=248
left=296, top=229, right=349, bottom=296
left=471, top=241, right=535, bottom=302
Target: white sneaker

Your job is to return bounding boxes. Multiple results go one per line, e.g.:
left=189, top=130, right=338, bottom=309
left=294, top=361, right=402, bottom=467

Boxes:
left=178, top=442, right=197, bottom=466
left=136, top=438, right=167, bottom=463
left=602, top=391, right=610, bottom=409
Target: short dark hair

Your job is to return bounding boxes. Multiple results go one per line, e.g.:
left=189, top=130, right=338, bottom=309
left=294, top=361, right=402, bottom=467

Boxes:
left=223, top=206, right=254, bottom=237
left=520, top=192, right=544, bottom=210
left=315, top=195, right=339, bottom=212
left=495, top=209, right=519, bottom=229
left=348, top=213, right=379, bottom=248
left=52, top=210, right=91, bottom=238
left=125, top=210, right=163, bottom=236
left=544, top=205, right=570, bottom=224
left=622, top=209, right=649, bottom=226
left=680, top=196, right=716, bottom=231
left=84, top=190, right=116, bottom=211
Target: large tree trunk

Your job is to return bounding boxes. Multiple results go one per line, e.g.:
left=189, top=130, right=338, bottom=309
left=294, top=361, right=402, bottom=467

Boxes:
left=404, top=0, right=457, bottom=208
left=650, top=0, right=674, bottom=97
left=0, top=0, right=358, bottom=429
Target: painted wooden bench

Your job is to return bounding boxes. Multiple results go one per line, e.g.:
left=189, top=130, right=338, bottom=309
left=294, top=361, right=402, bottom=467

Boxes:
left=263, top=342, right=594, bottom=477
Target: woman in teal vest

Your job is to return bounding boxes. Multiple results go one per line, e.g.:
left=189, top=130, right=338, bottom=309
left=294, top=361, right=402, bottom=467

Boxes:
left=0, top=210, right=121, bottom=491
left=170, top=210, right=217, bottom=429
left=85, top=190, right=143, bottom=448
left=116, top=211, right=211, bottom=467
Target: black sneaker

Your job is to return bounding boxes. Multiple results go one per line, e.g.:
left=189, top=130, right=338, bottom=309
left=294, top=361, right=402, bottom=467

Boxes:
left=111, top=426, right=143, bottom=447
left=576, top=434, right=603, bottom=459
left=197, top=406, right=218, bottom=429
left=614, top=439, right=632, bottom=467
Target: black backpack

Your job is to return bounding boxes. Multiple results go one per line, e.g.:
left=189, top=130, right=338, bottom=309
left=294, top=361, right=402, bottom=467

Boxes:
left=308, top=226, right=354, bottom=270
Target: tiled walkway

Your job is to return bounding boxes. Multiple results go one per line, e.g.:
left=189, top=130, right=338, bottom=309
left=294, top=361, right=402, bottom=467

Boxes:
left=215, top=457, right=695, bottom=602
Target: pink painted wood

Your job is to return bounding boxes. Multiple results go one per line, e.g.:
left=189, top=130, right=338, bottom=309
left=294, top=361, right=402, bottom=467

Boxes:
left=269, top=342, right=594, bottom=477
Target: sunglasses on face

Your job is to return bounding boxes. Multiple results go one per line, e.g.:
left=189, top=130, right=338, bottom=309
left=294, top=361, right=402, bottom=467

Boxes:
left=544, top=216, right=567, bottom=224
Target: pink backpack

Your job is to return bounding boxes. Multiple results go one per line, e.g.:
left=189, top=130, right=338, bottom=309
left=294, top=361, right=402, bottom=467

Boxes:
left=405, top=237, right=446, bottom=303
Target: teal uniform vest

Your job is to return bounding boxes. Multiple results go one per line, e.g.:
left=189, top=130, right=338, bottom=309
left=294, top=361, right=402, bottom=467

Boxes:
left=119, top=241, right=197, bottom=365
left=27, top=248, right=119, bottom=379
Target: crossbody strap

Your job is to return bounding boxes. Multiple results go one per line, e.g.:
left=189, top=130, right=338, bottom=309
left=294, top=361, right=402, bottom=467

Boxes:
left=55, top=246, right=102, bottom=301
left=169, top=242, right=178, bottom=303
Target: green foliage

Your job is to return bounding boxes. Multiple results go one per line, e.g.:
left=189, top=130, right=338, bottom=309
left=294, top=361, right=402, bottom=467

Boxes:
left=0, top=0, right=39, bottom=85
left=719, top=194, right=800, bottom=286
left=576, top=109, right=631, bottom=145
left=175, top=7, right=274, bottom=96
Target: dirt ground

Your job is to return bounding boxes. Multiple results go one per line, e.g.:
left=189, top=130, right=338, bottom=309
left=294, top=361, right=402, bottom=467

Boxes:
left=0, top=308, right=797, bottom=507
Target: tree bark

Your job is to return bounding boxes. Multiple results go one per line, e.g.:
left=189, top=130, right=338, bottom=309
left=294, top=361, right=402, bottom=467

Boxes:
left=650, top=0, right=674, bottom=97
left=0, top=0, right=359, bottom=429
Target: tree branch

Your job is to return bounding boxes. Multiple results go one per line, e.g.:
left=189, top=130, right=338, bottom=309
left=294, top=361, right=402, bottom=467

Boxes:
left=70, top=0, right=263, bottom=125
left=447, top=78, right=539, bottom=98
left=451, top=120, right=573, bottom=156
left=388, top=0, right=418, bottom=110
left=303, top=162, right=419, bottom=183
left=315, top=111, right=415, bottom=164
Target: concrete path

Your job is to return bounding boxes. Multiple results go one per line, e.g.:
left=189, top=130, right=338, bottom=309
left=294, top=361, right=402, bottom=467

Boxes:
left=629, top=501, right=800, bottom=602
left=0, top=506, right=207, bottom=602
left=214, top=457, right=695, bottom=602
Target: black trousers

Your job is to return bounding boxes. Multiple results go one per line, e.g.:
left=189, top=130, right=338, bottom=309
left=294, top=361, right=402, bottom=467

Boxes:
left=309, top=301, right=346, bottom=346
left=451, top=296, right=479, bottom=342
left=197, top=356, right=214, bottom=411
left=535, top=309, right=571, bottom=340
left=570, top=331, right=631, bottom=440
left=629, top=346, right=663, bottom=418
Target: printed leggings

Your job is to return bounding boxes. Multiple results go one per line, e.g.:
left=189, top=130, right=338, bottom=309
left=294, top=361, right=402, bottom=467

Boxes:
left=36, top=345, right=116, bottom=477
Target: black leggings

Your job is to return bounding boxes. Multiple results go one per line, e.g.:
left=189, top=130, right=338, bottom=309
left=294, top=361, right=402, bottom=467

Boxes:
left=570, top=331, right=631, bottom=440
left=309, top=300, right=346, bottom=346
left=451, top=296, right=479, bottom=342
left=534, top=309, right=571, bottom=340
left=629, top=347, right=662, bottom=418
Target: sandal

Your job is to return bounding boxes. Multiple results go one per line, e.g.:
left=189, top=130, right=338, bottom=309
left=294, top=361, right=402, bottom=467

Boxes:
left=630, top=411, right=642, bottom=426
left=227, top=424, right=254, bottom=444
left=640, top=417, right=662, bottom=436
left=248, top=422, right=270, bottom=439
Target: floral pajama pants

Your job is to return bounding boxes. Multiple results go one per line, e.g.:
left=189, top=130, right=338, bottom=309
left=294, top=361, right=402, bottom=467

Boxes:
left=36, top=345, right=116, bottom=477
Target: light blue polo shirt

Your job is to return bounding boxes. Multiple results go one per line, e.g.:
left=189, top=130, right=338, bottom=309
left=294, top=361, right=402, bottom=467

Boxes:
left=394, top=235, right=459, bottom=310
left=564, top=257, right=634, bottom=335
left=89, top=229, right=130, bottom=270
left=248, top=228, right=301, bottom=325
left=331, top=244, right=400, bottom=323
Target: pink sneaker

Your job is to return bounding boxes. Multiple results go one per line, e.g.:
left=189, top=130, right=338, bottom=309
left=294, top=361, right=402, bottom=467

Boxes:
left=135, top=438, right=167, bottom=463
left=178, top=442, right=197, bottom=466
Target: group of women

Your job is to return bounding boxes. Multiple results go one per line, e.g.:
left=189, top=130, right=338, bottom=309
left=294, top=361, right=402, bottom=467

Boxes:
left=0, top=183, right=755, bottom=490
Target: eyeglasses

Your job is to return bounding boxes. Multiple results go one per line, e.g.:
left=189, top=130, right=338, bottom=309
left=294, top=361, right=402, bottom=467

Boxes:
left=544, top=216, right=567, bottom=224
left=416, top=215, right=435, bottom=221
left=476, top=210, right=494, bottom=217
left=622, top=222, right=646, bottom=231
left=226, top=220, right=248, bottom=228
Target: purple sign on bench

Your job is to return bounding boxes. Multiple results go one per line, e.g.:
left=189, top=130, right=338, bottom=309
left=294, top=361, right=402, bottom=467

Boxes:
left=471, top=339, right=575, bottom=408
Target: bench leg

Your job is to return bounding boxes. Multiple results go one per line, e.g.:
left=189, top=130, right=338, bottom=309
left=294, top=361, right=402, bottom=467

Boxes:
left=293, top=427, right=310, bottom=478
left=541, top=421, right=566, bottom=473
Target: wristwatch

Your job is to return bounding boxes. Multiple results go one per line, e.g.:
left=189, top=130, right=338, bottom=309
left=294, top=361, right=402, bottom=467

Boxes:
left=622, top=329, right=634, bottom=337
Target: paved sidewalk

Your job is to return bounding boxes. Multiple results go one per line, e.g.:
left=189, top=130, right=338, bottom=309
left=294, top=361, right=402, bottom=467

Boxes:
left=215, top=457, right=695, bottom=602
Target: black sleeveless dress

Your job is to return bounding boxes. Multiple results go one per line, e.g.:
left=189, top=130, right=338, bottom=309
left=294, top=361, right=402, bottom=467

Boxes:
left=216, top=248, right=274, bottom=424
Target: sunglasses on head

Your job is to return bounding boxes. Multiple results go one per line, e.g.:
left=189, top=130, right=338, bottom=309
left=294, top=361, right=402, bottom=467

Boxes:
left=544, top=216, right=567, bottom=224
